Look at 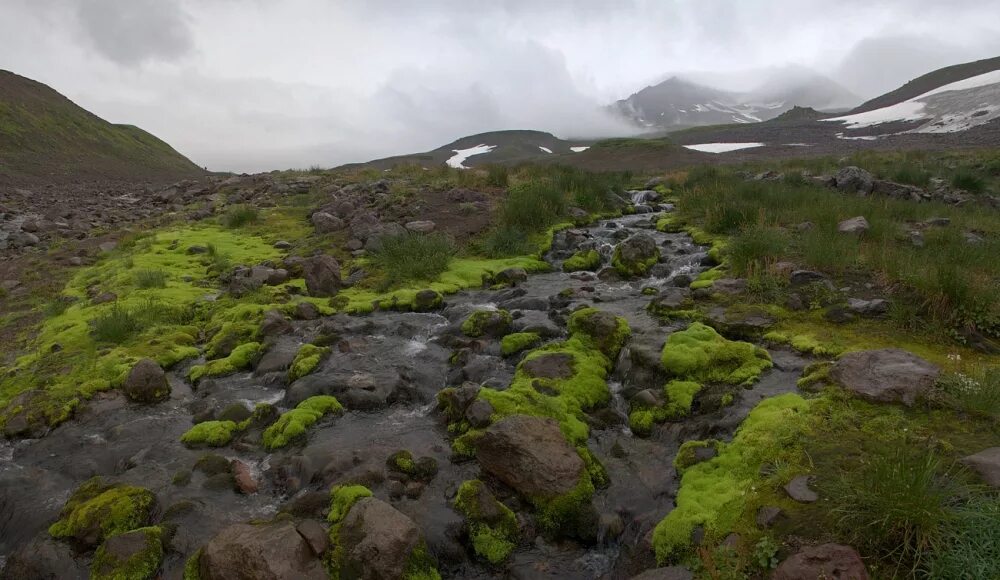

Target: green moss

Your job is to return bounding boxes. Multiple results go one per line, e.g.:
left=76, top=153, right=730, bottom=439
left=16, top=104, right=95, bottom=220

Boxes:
left=673, top=439, right=720, bottom=473
left=187, top=342, right=262, bottom=383
left=562, top=249, right=602, bottom=272
left=664, top=380, right=703, bottom=417
left=763, top=331, right=838, bottom=357
left=91, top=526, right=164, bottom=580
left=49, top=478, right=157, bottom=545
left=204, top=321, right=258, bottom=360
left=182, top=549, right=202, bottom=580
left=180, top=420, right=240, bottom=447
left=288, top=343, right=329, bottom=382
left=388, top=450, right=418, bottom=474
left=653, top=394, right=812, bottom=563
left=500, top=332, right=542, bottom=356
left=798, top=361, right=833, bottom=389
left=661, top=322, right=772, bottom=386
left=402, top=542, right=442, bottom=580
left=531, top=474, right=596, bottom=535
left=262, top=395, right=343, bottom=449
left=461, top=309, right=513, bottom=338
left=567, top=307, right=632, bottom=359
left=612, top=245, right=660, bottom=277
left=454, top=480, right=519, bottom=564
left=325, top=484, right=375, bottom=579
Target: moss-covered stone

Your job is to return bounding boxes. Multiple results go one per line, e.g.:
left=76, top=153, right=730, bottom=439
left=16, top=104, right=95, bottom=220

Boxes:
left=262, top=395, right=343, bottom=449
left=90, top=526, right=164, bottom=580
left=180, top=420, right=240, bottom=448
left=562, top=249, right=602, bottom=272
left=673, top=439, right=720, bottom=473
left=661, top=322, right=772, bottom=386
left=49, top=478, right=157, bottom=546
left=288, top=343, right=329, bottom=382
left=325, top=484, right=374, bottom=578
left=454, top=480, right=519, bottom=564
left=500, top=332, right=542, bottom=356
left=187, top=342, right=262, bottom=383
left=182, top=548, right=203, bottom=580
left=461, top=309, right=513, bottom=338
left=567, top=307, right=631, bottom=360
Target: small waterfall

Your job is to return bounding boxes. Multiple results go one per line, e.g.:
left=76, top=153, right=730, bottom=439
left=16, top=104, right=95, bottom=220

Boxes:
left=609, top=346, right=634, bottom=436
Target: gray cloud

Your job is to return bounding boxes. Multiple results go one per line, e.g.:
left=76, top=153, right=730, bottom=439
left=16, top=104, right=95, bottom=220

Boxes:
left=1, top=0, right=999, bottom=172
left=74, top=0, right=194, bottom=66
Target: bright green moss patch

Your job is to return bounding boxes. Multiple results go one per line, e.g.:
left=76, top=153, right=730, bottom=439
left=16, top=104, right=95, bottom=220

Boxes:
left=204, top=321, right=258, bottom=360
left=461, top=309, right=513, bottom=338
left=763, top=331, right=838, bottom=357
left=262, top=395, right=343, bottom=449
left=188, top=342, right=262, bottom=383
left=531, top=473, right=596, bottom=536
left=91, top=526, right=164, bottom=580
left=288, top=344, right=329, bottom=382
left=328, top=484, right=373, bottom=525
left=661, top=322, right=772, bottom=386
left=500, top=332, right=542, bottom=356
left=673, top=439, right=720, bottom=473
left=653, top=394, right=812, bottom=563
left=182, top=549, right=202, bottom=580
left=567, top=307, right=631, bottom=359
left=180, top=420, right=241, bottom=447
left=562, top=249, right=602, bottom=272
left=402, top=542, right=443, bottom=580
left=49, top=478, right=157, bottom=545
left=664, top=380, right=703, bottom=417
left=454, top=480, right=519, bottom=564
left=612, top=245, right=660, bottom=277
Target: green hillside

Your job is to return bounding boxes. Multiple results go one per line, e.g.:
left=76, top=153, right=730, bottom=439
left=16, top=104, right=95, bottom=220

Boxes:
left=0, top=70, right=203, bottom=183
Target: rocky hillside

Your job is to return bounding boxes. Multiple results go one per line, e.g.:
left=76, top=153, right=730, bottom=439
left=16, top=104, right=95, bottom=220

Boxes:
left=0, top=70, right=203, bottom=184
left=849, top=55, right=1000, bottom=114
left=612, top=73, right=857, bottom=131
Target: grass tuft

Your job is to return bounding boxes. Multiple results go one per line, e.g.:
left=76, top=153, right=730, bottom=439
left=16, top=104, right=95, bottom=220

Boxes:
left=368, top=232, right=455, bottom=288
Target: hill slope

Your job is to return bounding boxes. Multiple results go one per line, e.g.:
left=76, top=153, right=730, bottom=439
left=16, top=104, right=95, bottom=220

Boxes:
left=849, top=55, right=1000, bottom=114
left=0, top=70, right=203, bottom=184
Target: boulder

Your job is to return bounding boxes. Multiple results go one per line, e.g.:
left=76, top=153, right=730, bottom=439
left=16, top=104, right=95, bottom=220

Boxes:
left=310, top=212, right=344, bottom=233
left=337, top=497, right=424, bottom=580
left=90, top=527, right=163, bottom=580
left=838, top=216, right=870, bottom=235
left=833, top=166, right=874, bottom=195
left=872, top=180, right=925, bottom=201
left=773, top=543, right=869, bottom=580
left=476, top=415, right=584, bottom=499
left=492, top=267, right=528, bottom=287
left=961, top=447, right=1000, bottom=487
left=199, top=521, right=326, bottom=580
left=521, top=353, right=575, bottom=380
left=613, top=233, right=660, bottom=277
left=829, top=349, right=940, bottom=406
left=0, top=535, right=86, bottom=579
left=123, top=359, right=170, bottom=403
left=259, top=310, right=292, bottom=338
left=303, top=255, right=341, bottom=297
left=784, top=475, right=818, bottom=503
left=404, top=220, right=436, bottom=233
left=846, top=298, right=890, bottom=317
left=231, top=459, right=258, bottom=494
left=789, top=270, right=826, bottom=287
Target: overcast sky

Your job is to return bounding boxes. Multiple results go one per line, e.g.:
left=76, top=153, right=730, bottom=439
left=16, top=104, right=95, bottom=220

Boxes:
left=3, top=0, right=1000, bottom=172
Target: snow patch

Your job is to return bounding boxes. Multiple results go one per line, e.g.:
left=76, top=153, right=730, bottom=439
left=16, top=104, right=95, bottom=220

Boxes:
left=570, top=146, right=590, bottom=153
left=823, top=70, right=1000, bottom=133
left=446, top=144, right=496, bottom=169
left=538, top=146, right=553, bottom=154
left=684, top=142, right=765, bottom=153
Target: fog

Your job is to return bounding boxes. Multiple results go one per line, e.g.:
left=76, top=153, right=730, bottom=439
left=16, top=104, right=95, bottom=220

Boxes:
left=2, top=0, right=1000, bottom=172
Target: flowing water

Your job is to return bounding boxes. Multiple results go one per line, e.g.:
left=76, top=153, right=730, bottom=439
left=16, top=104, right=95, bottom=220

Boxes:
left=0, top=212, right=808, bottom=578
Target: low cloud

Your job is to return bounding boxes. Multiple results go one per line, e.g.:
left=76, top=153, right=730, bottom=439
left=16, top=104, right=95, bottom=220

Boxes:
left=74, top=0, right=194, bottom=66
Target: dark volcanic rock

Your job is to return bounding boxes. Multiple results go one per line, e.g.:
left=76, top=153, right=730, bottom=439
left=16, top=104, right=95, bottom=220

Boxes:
left=303, top=255, right=341, bottom=297
left=337, top=497, right=423, bottom=580
left=833, top=166, right=874, bottom=195
left=199, top=520, right=326, bottom=580
left=122, top=358, right=170, bottom=403
left=829, top=348, right=940, bottom=406
left=476, top=415, right=584, bottom=499
left=773, top=543, right=869, bottom=580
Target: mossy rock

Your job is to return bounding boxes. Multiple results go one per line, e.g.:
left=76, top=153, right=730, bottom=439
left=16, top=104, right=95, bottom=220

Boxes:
left=188, top=342, right=262, bottom=383
left=180, top=420, right=241, bottom=448
left=611, top=234, right=660, bottom=278
left=288, top=344, right=329, bottom=382
left=562, top=250, right=602, bottom=272
left=461, top=309, right=513, bottom=338
left=500, top=332, right=542, bottom=356
left=413, top=289, right=444, bottom=312
left=262, top=395, right=343, bottom=450
left=49, top=478, right=157, bottom=547
left=454, top=480, right=519, bottom=564
left=91, top=526, right=164, bottom=580
left=386, top=450, right=439, bottom=481
left=661, top=322, right=772, bottom=386
left=567, top=307, right=631, bottom=359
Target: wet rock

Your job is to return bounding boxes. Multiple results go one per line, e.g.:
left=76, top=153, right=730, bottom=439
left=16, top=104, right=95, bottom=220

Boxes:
left=784, top=475, right=818, bottom=503
left=90, top=527, right=163, bottom=580
left=405, top=220, right=436, bottom=233
left=231, top=459, right=258, bottom=494
left=492, top=267, right=528, bottom=287
left=650, top=287, right=691, bottom=311
left=847, top=298, right=889, bottom=317
left=476, top=415, right=585, bottom=499
left=199, top=520, right=326, bottom=580
left=294, top=301, right=321, bottom=320
left=311, top=211, right=344, bottom=233
left=756, top=506, right=784, bottom=528
left=1, top=535, right=87, bottom=579
left=303, top=255, right=341, bottom=297
left=630, top=567, right=694, bottom=580
left=631, top=389, right=659, bottom=408
left=510, top=310, right=561, bottom=338
left=464, top=399, right=494, bottom=428
left=281, top=491, right=329, bottom=518
left=613, top=233, right=660, bottom=277
left=217, top=403, right=251, bottom=423
left=711, top=278, right=746, bottom=296
left=833, top=166, right=874, bottom=195
left=122, top=358, right=170, bottom=403
left=337, top=497, right=425, bottom=580
left=500, top=296, right=549, bottom=311
left=254, top=344, right=298, bottom=375
left=961, top=447, right=1000, bottom=487
left=296, top=520, right=329, bottom=556
left=773, top=543, right=869, bottom=580
left=438, top=383, right=481, bottom=421
left=413, top=289, right=444, bottom=312
left=829, top=348, right=940, bottom=406
left=259, top=309, right=292, bottom=338
left=194, top=453, right=232, bottom=476
left=521, top=352, right=575, bottom=379
left=838, top=216, right=870, bottom=235
left=824, top=305, right=855, bottom=324
left=706, top=306, right=775, bottom=338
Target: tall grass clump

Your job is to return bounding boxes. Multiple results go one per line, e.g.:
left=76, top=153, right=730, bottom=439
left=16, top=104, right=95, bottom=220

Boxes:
left=950, top=169, right=986, bottom=193
left=934, top=365, right=1000, bottom=420
left=92, top=303, right=144, bottom=343
left=727, top=224, right=789, bottom=275
left=890, top=163, right=933, bottom=187
left=479, top=226, right=536, bottom=258
left=222, top=205, right=259, bottom=228
left=368, top=231, right=455, bottom=288
left=500, top=180, right=566, bottom=232
left=485, top=164, right=509, bottom=188
left=133, top=269, right=168, bottom=289
left=924, top=496, right=1000, bottom=579
left=824, top=448, right=965, bottom=574
left=553, top=166, right=631, bottom=213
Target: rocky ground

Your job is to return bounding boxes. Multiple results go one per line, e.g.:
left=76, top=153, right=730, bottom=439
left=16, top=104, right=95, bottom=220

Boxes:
left=0, top=161, right=997, bottom=580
